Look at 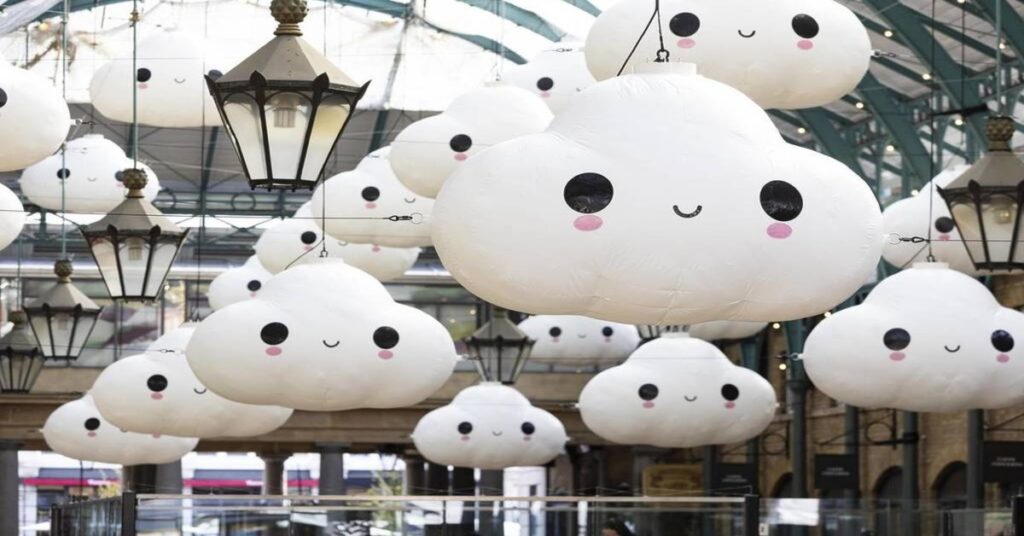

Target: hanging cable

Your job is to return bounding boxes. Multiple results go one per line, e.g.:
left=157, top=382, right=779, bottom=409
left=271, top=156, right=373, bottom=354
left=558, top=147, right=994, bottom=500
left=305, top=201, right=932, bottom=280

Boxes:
left=59, top=0, right=69, bottom=260
left=925, top=0, right=938, bottom=262
left=616, top=0, right=669, bottom=76
left=130, top=0, right=139, bottom=169
left=996, top=0, right=1005, bottom=115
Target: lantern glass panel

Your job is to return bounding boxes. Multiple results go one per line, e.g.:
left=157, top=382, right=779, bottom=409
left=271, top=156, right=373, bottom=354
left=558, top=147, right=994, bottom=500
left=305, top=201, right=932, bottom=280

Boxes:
left=145, top=239, right=180, bottom=297
left=29, top=308, right=96, bottom=359
left=302, top=93, right=353, bottom=181
left=89, top=237, right=121, bottom=297
left=950, top=194, right=1024, bottom=268
left=223, top=93, right=267, bottom=179
left=0, top=353, right=43, bottom=393
left=266, top=91, right=312, bottom=179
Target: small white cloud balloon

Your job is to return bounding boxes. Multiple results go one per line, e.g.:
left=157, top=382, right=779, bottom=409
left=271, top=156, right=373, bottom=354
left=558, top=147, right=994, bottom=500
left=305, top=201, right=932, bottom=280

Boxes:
left=20, top=134, right=160, bottom=213
left=208, top=256, right=273, bottom=310
left=518, top=315, right=639, bottom=366
left=503, top=44, right=596, bottom=113
left=432, top=69, right=883, bottom=325
left=389, top=86, right=553, bottom=198
left=584, top=0, right=871, bottom=109
left=0, top=63, right=71, bottom=171
left=412, top=383, right=568, bottom=470
left=882, top=165, right=978, bottom=274
left=688, top=321, right=767, bottom=342
left=89, top=30, right=221, bottom=128
left=91, top=324, right=293, bottom=437
left=42, top=395, right=197, bottom=465
left=187, top=262, right=458, bottom=411
left=803, top=262, right=1024, bottom=412
left=0, top=183, right=26, bottom=252
left=578, top=334, right=777, bottom=448
left=311, top=148, right=434, bottom=247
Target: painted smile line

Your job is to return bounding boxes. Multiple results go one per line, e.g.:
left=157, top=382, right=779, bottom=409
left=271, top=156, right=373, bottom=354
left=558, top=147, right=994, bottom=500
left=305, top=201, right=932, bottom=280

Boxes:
left=738, top=29, right=756, bottom=38
left=403, top=197, right=416, bottom=203
left=944, top=345, right=961, bottom=353
left=684, top=395, right=698, bottom=402
left=491, top=431, right=503, bottom=437
left=174, top=78, right=187, bottom=84
left=193, top=387, right=208, bottom=395
left=673, top=205, right=703, bottom=218
left=322, top=340, right=340, bottom=348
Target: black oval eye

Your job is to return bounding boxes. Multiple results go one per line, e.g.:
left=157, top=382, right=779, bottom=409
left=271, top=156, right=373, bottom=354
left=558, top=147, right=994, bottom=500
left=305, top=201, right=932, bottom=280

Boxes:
left=449, top=134, right=472, bottom=153
left=247, top=280, right=262, bottom=292
left=84, top=417, right=100, bottom=431
left=458, top=421, right=473, bottom=435
left=935, top=216, right=955, bottom=234
left=207, top=69, right=223, bottom=80
left=669, top=12, right=700, bottom=37
left=549, top=327, right=562, bottom=338
left=602, top=326, right=614, bottom=337
left=361, top=186, right=381, bottom=202
left=564, top=173, right=613, bottom=214
left=537, top=77, right=554, bottom=91
left=56, top=168, right=70, bottom=180
left=883, top=328, right=911, bottom=351
left=993, top=330, right=1015, bottom=352
left=792, top=14, right=819, bottom=39
left=0, top=88, right=7, bottom=108
left=300, top=231, right=317, bottom=245
left=521, top=422, right=536, bottom=435
left=260, top=322, right=289, bottom=345
left=638, top=383, right=659, bottom=401
left=373, top=326, right=399, bottom=349
left=721, top=384, right=739, bottom=401
left=115, top=170, right=124, bottom=182
left=146, top=374, right=168, bottom=392
left=137, top=68, right=152, bottom=82
left=759, top=180, right=803, bottom=222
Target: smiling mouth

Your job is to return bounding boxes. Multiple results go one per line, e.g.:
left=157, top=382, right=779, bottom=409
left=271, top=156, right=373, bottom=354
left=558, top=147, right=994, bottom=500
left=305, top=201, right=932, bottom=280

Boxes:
left=322, top=340, right=340, bottom=348
left=491, top=431, right=503, bottom=437
left=87, top=177, right=98, bottom=182
left=193, top=387, right=207, bottom=395
left=403, top=197, right=416, bottom=204
left=684, top=395, right=698, bottom=402
left=673, top=205, right=703, bottom=218
left=174, top=78, right=187, bottom=84
left=738, top=29, right=756, bottom=38
left=944, top=345, right=961, bottom=353
left=577, top=334, right=587, bottom=339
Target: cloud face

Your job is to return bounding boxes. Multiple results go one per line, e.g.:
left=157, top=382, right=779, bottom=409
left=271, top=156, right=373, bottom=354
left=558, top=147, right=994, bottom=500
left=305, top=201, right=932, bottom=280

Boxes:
left=689, top=321, right=767, bottom=342
left=519, top=315, right=639, bottom=366
left=432, top=72, right=882, bottom=325
left=584, top=0, right=871, bottom=109
left=503, top=45, right=596, bottom=113
left=208, top=256, right=273, bottom=310
left=42, top=395, right=197, bottom=465
left=20, top=134, right=160, bottom=214
left=91, top=325, right=293, bottom=438
left=803, top=262, right=1024, bottom=412
left=389, top=86, right=553, bottom=198
left=89, top=30, right=220, bottom=128
left=0, top=63, right=70, bottom=172
left=311, top=148, right=434, bottom=248
left=187, top=262, right=458, bottom=411
left=882, top=166, right=979, bottom=275
left=578, top=335, right=777, bottom=448
left=412, top=383, right=567, bottom=470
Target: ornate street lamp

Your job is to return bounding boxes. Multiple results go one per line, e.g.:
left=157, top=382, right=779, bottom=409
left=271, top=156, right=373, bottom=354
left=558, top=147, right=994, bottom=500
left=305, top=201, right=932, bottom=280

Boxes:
left=636, top=324, right=688, bottom=342
left=206, top=0, right=369, bottom=191
left=0, top=311, right=45, bottom=393
left=938, top=115, right=1024, bottom=271
left=463, top=308, right=535, bottom=385
left=81, top=168, right=188, bottom=301
left=24, top=260, right=102, bottom=360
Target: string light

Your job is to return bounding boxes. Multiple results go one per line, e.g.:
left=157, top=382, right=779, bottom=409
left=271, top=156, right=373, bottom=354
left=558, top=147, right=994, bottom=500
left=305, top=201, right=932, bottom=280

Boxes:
left=854, top=102, right=865, bottom=109
left=883, top=29, right=894, bottom=38
left=771, top=322, right=781, bottom=330
left=886, top=144, right=896, bottom=152
left=921, top=72, right=933, bottom=81
left=797, top=127, right=807, bottom=134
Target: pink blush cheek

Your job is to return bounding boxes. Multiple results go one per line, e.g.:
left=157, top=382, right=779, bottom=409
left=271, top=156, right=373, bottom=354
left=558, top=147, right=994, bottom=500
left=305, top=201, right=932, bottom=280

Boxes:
left=454, top=153, right=468, bottom=162
left=574, top=215, right=603, bottom=231
left=378, top=350, right=394, bottom=360
left=460, top=436, right=470, bottom=442
left=87, top=432, right=97, bottom=438
left=797, top=40, right=814, bottom=50
left=150, top=393, right=163, bottom=400
left=266, top=346, right=282, bottom=357
left=642, top=402, right=655, bottom=409
left=372, top=245, right=381, bottom=252
left=998, top=354, right=1011, bottom=363
left=551, top=337, right=559, bottom=343
left=151, top=433, right=162, bottom=439
left=889, top=352, right=906, bottom=362
left=365, top=202, right=377, bottom=209
left=677, top=38, right=696, bottom=49
left=541, top=91, right=551, bottom=98
left=767, top=223, right=793, bottom=239
left=523, top=436, right=532, bottom=442
left=725, top=402, right=736, bottom=409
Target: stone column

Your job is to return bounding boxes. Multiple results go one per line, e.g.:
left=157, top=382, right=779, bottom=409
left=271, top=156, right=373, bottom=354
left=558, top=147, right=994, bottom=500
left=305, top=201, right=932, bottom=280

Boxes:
left=478, top=470, right=504, bottom=536
left=403, top=456, right=425, bottom=495
left=425, top=464, right=450, bottom=536
left=0, top=441, right=18, bottom=536
left=317, top=444, right=348, bottom=529
left=451, top=467, right=476, bottom=536
left=261, top=453, right=290, bottom=495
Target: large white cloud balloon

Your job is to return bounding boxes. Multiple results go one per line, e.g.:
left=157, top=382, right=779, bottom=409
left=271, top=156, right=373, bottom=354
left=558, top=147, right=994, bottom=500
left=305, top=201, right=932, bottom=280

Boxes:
left=0, top=63, right=71, bottom=172
left=578, top=334, right=777, bottom=448
left=91, top=325, right=293, bottom=437
left=432, top=70, right=882, bottom=325
left=89, top=30, right=221, bottom=128
left=187, top=262, right=458, bottom=411
left=803, top=262, right=1024, bottom=412
left=0, top=183, right=26, bottom=252
left=585, top=0, right=871, bottom=109
left=518, top=315, right=639, bottom=366
left=503, top=44, right=596, bottom=113
left=412, top=383, right=567, bottom=470
left=42, top=395, right=197, bottom=465
left=20, top=134, right=160, bottom=213
left=688, top=321, right=767, bottom=342
left=208, top=256, right=273, bottom=310
left=311, top=148, right=433, bottom=247
left=882, top=165, right=979, bottom=275
left=389, top=86, right=553, bottom=198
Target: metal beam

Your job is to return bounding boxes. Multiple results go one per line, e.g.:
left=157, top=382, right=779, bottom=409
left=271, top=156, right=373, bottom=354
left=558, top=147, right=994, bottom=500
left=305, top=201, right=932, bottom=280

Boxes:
left=795, top=109, right=867, bottom=177
left=561, top=0, right=600, bottom=17
left=856, top=73, right=933, bottom=186
left=455, top=0, right=564, bottom=41
left=971, top=0, right=1024, bottom=69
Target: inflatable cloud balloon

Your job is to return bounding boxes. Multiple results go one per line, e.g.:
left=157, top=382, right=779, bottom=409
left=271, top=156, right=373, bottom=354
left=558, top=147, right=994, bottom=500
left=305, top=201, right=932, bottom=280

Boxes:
left=0, top=184, right=26, bottom=252
left=20, top=134, right=160, bottom=213
left=187, top=262, right=458, bottom=411
left=882, top=165, right=979, bottom=274
left=91, top=325, right=293, bottom=437
left=689, top=321, right=767, bottom=342
left=519, top=315, right=639, bottom=366
left=208, top=256, right=273, bottom=310
left=432, top=70, right=882, bottom=325
left=42, top=395, right=197, bottom=465
left=390, top=86, right=553, bottom=198
left=803, top=262, right=1024, bottom=412
left=412, top=383, right=567, bottom=469
left=333, top=241, right=419, bottom=282
left=585, top=0, right=871, bottom=109
left=0, top=63, right=70, bottom=171
left=503, top=45, right=596, bottom=113
left=90, top=30, right=220, bottom=128
left=312, top=148, right=433, bottom=247
left=578, top=334, right=777, bottom=448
